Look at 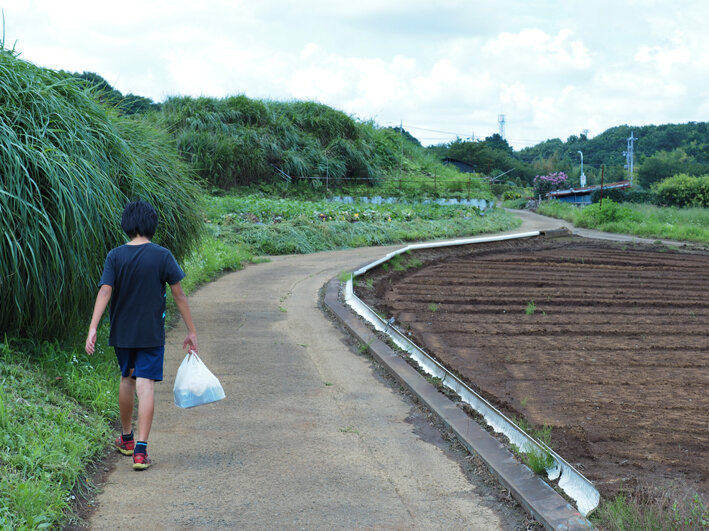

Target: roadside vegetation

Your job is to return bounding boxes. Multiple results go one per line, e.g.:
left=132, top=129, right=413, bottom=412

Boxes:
left=592, top=487, right=708, bottom=530
left=536, top=200, right=709, bottom=245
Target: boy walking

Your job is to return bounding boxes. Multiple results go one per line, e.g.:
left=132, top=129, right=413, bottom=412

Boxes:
left=85, top=200, right=198, bottom=470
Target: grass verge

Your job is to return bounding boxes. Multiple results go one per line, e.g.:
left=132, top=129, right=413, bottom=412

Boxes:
left=0, top=337, right=115, bottom=529
left=536, top=200, right=709, bottom=245
left=591, top=486, right=708, bottom=530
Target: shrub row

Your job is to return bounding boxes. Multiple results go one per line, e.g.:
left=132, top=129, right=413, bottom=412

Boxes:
left=589, top=175, right=709, bottom=207
left=652, top=173, right=709, bottom=207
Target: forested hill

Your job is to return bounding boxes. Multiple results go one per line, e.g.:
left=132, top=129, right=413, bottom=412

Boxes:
left=517, top=122, right=709, bottom=166
left=514, top=122, right=709, bottom=186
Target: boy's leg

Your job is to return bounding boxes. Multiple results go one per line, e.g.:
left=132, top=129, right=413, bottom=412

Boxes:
left=131, top=346, right=162, bottom=469
left=136, top=377, right=155, bottom=443
left=119, top=374, right=136, bottom=434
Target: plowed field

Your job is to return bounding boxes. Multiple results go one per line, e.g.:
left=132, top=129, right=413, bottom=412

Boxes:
left=355, top=236, right=709, bottom=499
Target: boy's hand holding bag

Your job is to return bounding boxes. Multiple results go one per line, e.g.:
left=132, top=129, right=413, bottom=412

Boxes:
left=173, top=350, right=225, bottom=408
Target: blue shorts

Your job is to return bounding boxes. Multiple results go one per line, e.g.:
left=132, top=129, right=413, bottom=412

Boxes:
left=114, top=346, right=165, bottom=382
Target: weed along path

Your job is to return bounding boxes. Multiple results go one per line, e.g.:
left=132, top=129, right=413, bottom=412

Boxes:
left=89, top=241, right=541, bottom=529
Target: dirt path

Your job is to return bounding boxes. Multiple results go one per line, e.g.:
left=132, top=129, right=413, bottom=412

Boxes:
left=88, top=241, right=531, bottom=529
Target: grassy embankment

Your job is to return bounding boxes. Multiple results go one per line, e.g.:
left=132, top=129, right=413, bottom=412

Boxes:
left=535, top=200, right=709, bottom=245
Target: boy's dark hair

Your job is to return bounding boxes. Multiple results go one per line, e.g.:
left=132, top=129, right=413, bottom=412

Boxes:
left=121, top=200, right=158, bottom=239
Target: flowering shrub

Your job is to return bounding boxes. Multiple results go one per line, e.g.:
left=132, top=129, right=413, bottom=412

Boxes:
left=533, top=172, right=568, bottom=197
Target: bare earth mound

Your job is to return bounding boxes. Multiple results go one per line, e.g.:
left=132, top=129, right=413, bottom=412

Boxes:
left=355, top=236, right=709, bottom=500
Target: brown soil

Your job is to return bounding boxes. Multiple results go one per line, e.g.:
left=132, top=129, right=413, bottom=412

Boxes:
left=355, top=236, right=709, bottom=500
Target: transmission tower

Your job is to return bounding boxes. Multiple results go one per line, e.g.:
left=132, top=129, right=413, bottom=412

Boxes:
left=622, top=131, right=637, bottom=186
left=498, top=114, right=506, bottom=139
left=582, top=129, right=590, bottom=138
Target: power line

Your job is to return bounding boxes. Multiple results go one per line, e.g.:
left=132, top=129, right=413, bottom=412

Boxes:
left=382, top=121, right=548, bottom=146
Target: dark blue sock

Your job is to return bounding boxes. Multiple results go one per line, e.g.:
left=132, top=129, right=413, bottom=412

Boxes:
left=122, top=430, right=134, bottom=441
left=135, top=441, right=147, bottom=455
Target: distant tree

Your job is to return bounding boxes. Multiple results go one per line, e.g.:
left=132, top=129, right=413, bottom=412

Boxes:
left=386, top=126, right=421, bottom=146
left=74, top=71, right=123, bottom=106
left=483, top=133, right=512, bottom=154
left=121, top=93, right=156, bottom=114
left=636, top=148, right=708, bottom=188
left=533, top=171, right=568, bottom=197
left=63, top=71, right=157, bottom=114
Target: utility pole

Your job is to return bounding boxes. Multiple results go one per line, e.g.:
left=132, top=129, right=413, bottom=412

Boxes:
left=623, top=131, right=637, bottom=186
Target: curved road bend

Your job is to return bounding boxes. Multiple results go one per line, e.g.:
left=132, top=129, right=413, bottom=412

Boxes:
left=89, top=214, right=564, bottom=530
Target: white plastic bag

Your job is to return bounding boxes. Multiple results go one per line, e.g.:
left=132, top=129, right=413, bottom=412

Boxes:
left=173, top=351, right=225, bottom=408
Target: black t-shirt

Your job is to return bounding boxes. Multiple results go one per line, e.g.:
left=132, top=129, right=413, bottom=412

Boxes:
left=99, top=242, right=185, bottom=348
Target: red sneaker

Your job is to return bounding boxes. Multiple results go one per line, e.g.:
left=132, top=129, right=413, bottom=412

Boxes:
left=115, top=434, right=134, bottom=456
left=133, top=453, right=152, bottom=470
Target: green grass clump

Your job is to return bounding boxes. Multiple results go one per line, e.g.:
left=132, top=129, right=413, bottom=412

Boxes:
left=337, top=271, right=353, bottom=283
left=592, top=489, right=708, bottom=531
left=149, top=95, right=496, bottom=200
left=0, top=46, right=202, bottom=340
left=389, top=251, right=423, bottom=272
left=179, top=236, right=254, bottom=295
left=537, top=200, right=709, bottom=244
left=0, top=339, right=117, bottom=529
left=511, top=418, right=555, bottom=475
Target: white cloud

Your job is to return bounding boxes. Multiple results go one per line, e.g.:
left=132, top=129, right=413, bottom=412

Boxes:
left=634, top=44, right=690, bottom=75
left=3, top=1, right=709, bottom=150
left=484, top=28, right=592, bottom=70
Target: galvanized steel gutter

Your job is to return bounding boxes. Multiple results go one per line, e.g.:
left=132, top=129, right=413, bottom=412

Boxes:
left=343, top=232, right=600, bottom=517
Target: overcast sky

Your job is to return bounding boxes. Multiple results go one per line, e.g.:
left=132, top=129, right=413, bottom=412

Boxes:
left=3, top=1, right=708, bottom=149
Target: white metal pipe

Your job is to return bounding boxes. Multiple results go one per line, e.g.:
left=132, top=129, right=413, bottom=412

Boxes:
left=345, top=232, right=600, bottom=516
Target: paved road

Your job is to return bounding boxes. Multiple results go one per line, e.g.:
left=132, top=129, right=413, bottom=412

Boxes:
left=88, top=255, right=507, bottom=528
left=88, top=213, right=578, bottom=530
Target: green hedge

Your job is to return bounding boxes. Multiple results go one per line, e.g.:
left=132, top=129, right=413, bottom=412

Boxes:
left=652, top=174, right=709, bottom=207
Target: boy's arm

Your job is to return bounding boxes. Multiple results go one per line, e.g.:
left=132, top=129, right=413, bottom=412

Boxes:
left=85, top=284, right=112, bottom=355
left=170, top=282, right=198, bottom=352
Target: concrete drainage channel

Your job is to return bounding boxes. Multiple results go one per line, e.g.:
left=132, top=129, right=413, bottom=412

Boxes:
left=324, top=231, right=598, bottom=531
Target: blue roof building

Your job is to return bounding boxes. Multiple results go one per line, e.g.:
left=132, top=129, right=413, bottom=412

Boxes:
left=547, top=181, right=631, bottom=205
